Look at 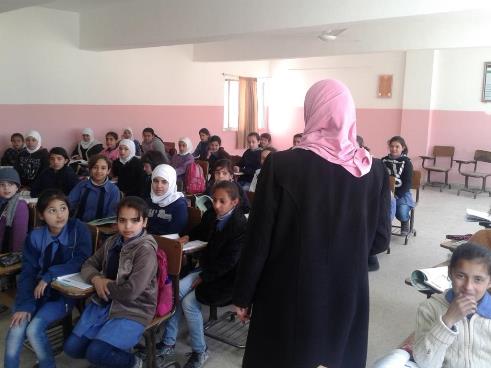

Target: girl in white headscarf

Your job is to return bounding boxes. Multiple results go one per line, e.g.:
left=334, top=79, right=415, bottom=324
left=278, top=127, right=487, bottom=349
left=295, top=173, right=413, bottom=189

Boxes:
left=146, top=164, right=188, bottom=236
left=111, top=139, right=145, bottom=197
left=15, top=130, right=49, bottom=187
left=122, top=127, right=142, bottom=156
left=72, top=128, right=103, bottom=161
left=170, top=137, right=195, bottom=186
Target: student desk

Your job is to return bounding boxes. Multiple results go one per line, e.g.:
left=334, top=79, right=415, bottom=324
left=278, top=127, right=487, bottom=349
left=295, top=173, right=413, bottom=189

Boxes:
left=405, top=260, right=449, bottom=298
left=440, top=239, right=466, bottom=252
left=51, top=280, right=94, bottom=299
left=0, top=262, right=21, bottom=277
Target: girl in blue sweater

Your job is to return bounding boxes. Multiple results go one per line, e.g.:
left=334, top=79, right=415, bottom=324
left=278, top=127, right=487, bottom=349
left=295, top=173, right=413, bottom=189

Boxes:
left=146, top=164, right=188, bottom=236
left=4, top=189, right=92, bottom=368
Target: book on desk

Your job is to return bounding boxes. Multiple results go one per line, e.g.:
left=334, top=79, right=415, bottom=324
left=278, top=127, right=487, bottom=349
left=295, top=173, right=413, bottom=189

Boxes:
left=56, top=273, right=93, bottom=290
left=410, top=266, right=451, bottom=293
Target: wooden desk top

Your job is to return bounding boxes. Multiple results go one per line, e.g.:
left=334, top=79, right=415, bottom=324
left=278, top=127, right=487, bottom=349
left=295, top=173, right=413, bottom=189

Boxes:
left=97, top=224, right=118, bottom=235
left=51, top=280, right=94, bottom=299
left=0, top=254, right=22, bottom=277
left=440, top=239, right=467, bottom=252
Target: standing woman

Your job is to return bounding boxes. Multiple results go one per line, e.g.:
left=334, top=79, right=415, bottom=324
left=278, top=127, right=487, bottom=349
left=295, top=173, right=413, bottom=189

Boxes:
left=233, top=79, right=391, bottom=368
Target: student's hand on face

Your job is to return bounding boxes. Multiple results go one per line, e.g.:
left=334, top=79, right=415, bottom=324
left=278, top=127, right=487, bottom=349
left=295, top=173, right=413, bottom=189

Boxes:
left=10, top=311, right=31, bottom=328
left=34, top=280, right=48, bottom=299
left=442, top=294, right=477, bottom=328
left=191, top=276, right=203, bottom=289
left=91, top=276, right=111, bottom=302
left=234, top=306, right=251, bottom=323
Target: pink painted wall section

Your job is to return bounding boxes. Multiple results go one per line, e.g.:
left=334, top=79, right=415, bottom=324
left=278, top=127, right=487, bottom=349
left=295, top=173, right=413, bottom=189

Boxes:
left=0, top=104, right=245, bottom=155
left=400, top=109, right=432, bottom=168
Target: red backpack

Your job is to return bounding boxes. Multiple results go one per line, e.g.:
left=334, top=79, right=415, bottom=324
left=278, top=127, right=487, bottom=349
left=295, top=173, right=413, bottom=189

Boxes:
left=155, top=248, right=173, bottom=317
left=185, top=162, right=206, bottom=194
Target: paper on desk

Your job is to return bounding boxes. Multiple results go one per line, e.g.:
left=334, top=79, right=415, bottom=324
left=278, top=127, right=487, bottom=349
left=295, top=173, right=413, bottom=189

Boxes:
left=162, top=233, right=180, bottom=240
left=466, top=209, right=491, bottom=222
left=411, top=266, right=451, bottom=293
left=56, top=273, right=93, bottom=290
left=183, top=240, right=207, bottom=252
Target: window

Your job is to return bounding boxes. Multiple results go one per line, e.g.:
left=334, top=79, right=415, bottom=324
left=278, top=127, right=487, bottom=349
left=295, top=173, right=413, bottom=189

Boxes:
left=223, top=79, right=239, bottom=130
left=257, top=78, right=268, bottom=129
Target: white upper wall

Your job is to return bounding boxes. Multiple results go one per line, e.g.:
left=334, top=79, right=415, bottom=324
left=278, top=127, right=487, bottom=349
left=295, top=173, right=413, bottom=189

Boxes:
left=0, top=7, right=269, bottom=105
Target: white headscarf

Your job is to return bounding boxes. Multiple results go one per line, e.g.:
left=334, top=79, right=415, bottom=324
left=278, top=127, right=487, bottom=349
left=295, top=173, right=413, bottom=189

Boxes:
left=25, top=130, right=42, bottom=154
left=119, top=139, right=136, bottom=164
left=80, top=128, right=96, bottom=150
left=123, top=127, right=134, bottom=139
left=178, top=137, right=193, bottom=156
left=150, top=164, right=184, bottom=207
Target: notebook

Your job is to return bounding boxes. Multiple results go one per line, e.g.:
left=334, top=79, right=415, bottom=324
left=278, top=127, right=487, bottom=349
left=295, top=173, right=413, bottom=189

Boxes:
left=410, top=266, right=451, bottom=293
left=56, top=273, right=93, bottom=290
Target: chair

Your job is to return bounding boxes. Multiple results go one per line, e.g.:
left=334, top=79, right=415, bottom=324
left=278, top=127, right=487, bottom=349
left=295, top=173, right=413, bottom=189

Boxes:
left=183, top=206, right=202, bottom=235
left=195, top=160, right=209, bottom=180
left=28, top=202, right=39, bottom=230
left=456, top=150, right=491, bottom=198
left=420, top=146, right=455, bottom=191
left=87, top=224, right=101, bottom=252
left=469, top=229, right=491, bottom=249
left=389, top=170, right=421, bottom=250
left=229, top=155, right=242, bottom=167
left=143, top=236, right=183, bottom=368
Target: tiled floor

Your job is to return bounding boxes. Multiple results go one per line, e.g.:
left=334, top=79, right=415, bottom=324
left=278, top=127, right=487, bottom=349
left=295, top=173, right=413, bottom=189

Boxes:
left=1, top=184, right=489, bottom=367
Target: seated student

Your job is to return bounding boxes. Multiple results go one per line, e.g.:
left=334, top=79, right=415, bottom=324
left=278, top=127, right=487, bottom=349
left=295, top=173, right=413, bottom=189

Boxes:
left=30, top=147, right=80, bottom=198
left=0, top=167, right=28, bottom=253
left=249, top=147, right=277, bottom=193
left=4, top=189, right=91, bottom=368
left=233, top=132, right=261, bottom=191
left=157, top=181, right=247, bottom=368
left=259, top=132, right=272, bottom=149
left=201, top=135, right=230, bottom=174
left=71, top=128, right=104, bottom=162
left=64, top=196, right=158, bottom=368
left=413, top=243, right=491, bottom=368
left=382, top=136, right=415, bottom=236
left=15, top=130, right=49, bottom=188
left=292, top=133, right=302, bottom=148
left=171, top=137, right=194, bottom=188
left=146, top=164, right=188, bottom=236
left=101, top=131, right=120, bottom=162
left=141, top=150, right=170, bottom=199
left=68, top=155, right=120, bottom=222
left=122, top=127, right=142, bottom=157
left=206, top=159, right=250, bottom=214
left=192, top=128, right=210, bottom=159
left=112, top=139, right=145, bottom=197
left=141, top=127, right=169, bottom=159
left=1, top=133, right=26, bottom=167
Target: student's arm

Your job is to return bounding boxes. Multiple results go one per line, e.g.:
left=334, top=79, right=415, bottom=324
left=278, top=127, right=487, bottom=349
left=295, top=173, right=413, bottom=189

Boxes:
left=200, top=223, right=246, bottom=283
left=41, top=222, right=92, bottom=283
left=398, top=158, right=413, bottom=196
left=413, top=300, right=458, bottom=368
left=15, top=235, right=41, bottom=314
left=233, top=155, right=278, bottom=308
left=153, top=138, right=167, bottom=155
left=68, top=182, right=82, bottom=217
left=165, top=199, right=189, bottom=235
left=107, top=184, right=120, bottom=218
left=10, top=200, right=29, bottom=253
left=81, top=243, right=107, bottom=283
left=106, top=242, right=157, bottom=302
left=369, top=163, right=391, bottom=255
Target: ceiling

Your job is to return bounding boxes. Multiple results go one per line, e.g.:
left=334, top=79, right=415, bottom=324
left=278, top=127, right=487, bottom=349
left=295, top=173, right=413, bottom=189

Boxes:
left=2, top=0, right=491, bottom=61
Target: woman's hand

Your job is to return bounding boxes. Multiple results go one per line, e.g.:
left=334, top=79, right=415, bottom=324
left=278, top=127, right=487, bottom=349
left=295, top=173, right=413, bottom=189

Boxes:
left=34, top=280, right=48, bottom=299
left=10, top=312, right=31, bottom=328
left=191, top=276, right=203, bottom=289
left=91, top=276, right=111, bottom=302
left=442, top=294, right=477, bottom=328
left=234, top=306, right=251, bottom=323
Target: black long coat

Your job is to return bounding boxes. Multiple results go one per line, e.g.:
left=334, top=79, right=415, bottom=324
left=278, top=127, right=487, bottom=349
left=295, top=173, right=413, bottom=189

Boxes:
left=233, top=149, right=391, bottom=368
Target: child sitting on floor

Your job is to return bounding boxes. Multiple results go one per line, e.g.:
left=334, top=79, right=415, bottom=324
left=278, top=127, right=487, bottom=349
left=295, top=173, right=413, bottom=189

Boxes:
left=4, top=189, right=91, bottom=368
left=413, top=243, right=491, bottom=368
left=157, top=181, right=247, bottom=368
left=64, top=196, right=158, bottom=368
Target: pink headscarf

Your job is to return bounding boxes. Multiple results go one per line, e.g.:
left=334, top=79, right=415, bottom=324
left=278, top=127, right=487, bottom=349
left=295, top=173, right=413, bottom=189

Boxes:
left=296, top=79, right=372, bottom=177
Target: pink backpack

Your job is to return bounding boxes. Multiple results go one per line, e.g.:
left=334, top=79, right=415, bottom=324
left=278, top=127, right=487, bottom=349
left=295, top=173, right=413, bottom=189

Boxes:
left=155, top=248, right=173, bottom=317
left=185, top=162, right=205, bottom=194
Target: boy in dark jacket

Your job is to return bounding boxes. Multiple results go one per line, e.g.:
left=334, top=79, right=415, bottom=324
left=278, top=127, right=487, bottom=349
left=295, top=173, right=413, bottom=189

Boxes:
left=233, top=132, right=261, bottom=190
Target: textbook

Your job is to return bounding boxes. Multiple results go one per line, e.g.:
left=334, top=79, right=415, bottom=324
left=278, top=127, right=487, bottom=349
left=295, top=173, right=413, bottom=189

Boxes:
left=466, top=208, right=491, bottom=223
left=410, top=266, right=451, bottom=293
left=162, top=233, right=180, bottom=240
left=88, top=216, right=117, bottom=226
left=56, top=273, right=93, bottom=290
left=183, top=240, right=207, bottom=253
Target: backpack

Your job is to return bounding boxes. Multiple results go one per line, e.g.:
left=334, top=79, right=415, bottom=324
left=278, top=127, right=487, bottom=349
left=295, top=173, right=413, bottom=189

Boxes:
left=185, top=162, right=205, bottom=194
left=155, top=248, right=173, bottom=317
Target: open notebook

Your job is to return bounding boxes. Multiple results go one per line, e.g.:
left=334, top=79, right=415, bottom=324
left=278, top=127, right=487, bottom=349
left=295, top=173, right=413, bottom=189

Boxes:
left=410, top=266, right=451, bottom=293
left=161, top=234, right=207, bottom=252
left=56, top=273, right=93, bottom=290
left=466, top=208, right=491, bottom=222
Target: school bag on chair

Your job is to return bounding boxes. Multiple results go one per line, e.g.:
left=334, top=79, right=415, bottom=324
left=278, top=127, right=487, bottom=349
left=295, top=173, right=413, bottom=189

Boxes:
left=155, top=248, right=173, bottom=317
left=185, top=161, right=205, bottom=194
